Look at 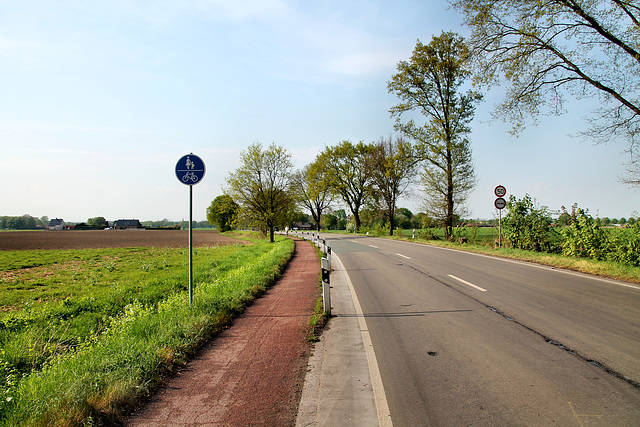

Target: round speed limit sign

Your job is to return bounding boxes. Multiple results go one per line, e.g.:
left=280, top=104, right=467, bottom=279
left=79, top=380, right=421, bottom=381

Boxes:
left=494, top=185, right=507, bottom=198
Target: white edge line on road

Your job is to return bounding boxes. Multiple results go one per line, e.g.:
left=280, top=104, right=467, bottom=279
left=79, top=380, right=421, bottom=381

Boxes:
left=390, top=238, right=640, bottom=291
left=334, top=254, right=393, bottom=427
left=369, top=245, right=378, bottom=248
left=448, top=274, right=488, bottom=292
left=396, top=253, right=410, bottom=260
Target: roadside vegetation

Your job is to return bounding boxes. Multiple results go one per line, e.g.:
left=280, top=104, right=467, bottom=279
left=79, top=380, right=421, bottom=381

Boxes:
left=317, top=214, right=640, bottom=284
left=0, top=232, right=294, bottom=426
left=389, top=231, right=640, bottom=285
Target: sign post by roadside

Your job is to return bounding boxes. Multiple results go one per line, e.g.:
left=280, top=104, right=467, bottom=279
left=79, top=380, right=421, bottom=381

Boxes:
left=494, top=185, right=507, bottom=248
left=175, top=153, right=206, bottom=306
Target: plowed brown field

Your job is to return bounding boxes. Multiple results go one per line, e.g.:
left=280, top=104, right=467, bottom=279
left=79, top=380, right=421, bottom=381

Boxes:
left=0, top=230, right=240, bottom=251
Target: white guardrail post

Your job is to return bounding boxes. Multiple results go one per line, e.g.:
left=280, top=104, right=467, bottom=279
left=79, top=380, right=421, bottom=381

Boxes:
left=296, top=231, right=330, bottom=314
left=321, top=257, right=331, bottom=315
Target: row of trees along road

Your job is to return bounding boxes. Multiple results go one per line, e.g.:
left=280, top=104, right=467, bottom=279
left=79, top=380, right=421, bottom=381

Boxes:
left=217, top=32, right=481, bottom=242
left=216, top=0, right=640, bottom=241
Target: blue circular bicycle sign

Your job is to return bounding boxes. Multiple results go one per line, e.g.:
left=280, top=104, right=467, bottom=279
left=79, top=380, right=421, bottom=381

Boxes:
left=175, top=153, right=206, bottom=185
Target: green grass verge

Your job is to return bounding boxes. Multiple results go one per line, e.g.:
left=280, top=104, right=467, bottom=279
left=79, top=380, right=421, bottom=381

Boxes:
left=0, top=233, right=295, bottom=426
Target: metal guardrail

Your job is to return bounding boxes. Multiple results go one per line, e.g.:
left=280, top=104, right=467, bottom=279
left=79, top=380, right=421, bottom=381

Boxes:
left=282, top=230, right=332, bottom=315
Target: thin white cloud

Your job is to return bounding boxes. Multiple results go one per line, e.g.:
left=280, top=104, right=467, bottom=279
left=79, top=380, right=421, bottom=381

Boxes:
left=260, top=4, right=412, bottom=80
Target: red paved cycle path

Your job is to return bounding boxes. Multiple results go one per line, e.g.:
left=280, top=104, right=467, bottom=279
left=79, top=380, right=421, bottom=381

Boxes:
left=126, top=238, right=320, bottom=426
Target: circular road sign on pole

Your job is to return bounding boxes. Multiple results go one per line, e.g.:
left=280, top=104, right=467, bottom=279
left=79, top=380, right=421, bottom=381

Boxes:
left=494, top=195, right=507, bottom=248
left=176, top=153, right=206, bottom=185
left=494, top=186, right=507, bottom=248
left=175, top=153, right=206, bottom=307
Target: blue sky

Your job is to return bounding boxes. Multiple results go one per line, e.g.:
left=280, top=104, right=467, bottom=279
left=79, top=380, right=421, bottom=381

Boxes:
left=0, top=0, right=637, bottom=223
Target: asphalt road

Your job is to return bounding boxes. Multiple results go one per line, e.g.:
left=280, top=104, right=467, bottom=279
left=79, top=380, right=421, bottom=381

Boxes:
left=327, top=234, right=640, bottom=426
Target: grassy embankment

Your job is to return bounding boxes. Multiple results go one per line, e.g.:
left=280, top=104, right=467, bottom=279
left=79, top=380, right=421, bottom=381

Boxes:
left=0, top=232, right=295, bottom=426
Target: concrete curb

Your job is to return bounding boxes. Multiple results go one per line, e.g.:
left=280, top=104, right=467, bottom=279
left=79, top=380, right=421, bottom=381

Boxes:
left=296, top=253, right=382, bottom=426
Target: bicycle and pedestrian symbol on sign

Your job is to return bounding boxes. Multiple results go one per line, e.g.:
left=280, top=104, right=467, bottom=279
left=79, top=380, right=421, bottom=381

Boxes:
left=175, top=154, right=205, bottom=185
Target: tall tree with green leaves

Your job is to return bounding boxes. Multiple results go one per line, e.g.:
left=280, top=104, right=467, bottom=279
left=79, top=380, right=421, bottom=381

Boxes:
left=226, top=142, right=295, bottom=242
left=388, top=32, right=481, bottom=240
left=370, top=135, right=419, bottom=235
left=206, top=194, right=239, bottom=232
left=450, top=0, right=640, bottom=185
left=318, top=140, right=376, bottom=232
left=291, top=161, right=333, bottom=232
left=419, top=135, right=476, bottom=232
left=87, top=217, right=108, bottom=229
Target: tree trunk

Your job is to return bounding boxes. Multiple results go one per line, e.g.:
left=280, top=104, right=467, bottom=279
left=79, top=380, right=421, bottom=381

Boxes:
left=315, top=207, right=322, bottom=232
left=354, top=212, right=361, bottom=232
left=388, top=207, right=396, bottom=236
left=445, top=142, right=454, bottom=241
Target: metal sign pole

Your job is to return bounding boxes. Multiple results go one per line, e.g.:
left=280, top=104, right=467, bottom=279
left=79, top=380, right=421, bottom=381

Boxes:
left=175, top=153, right=205, bottom=308
left=494, top=185, right=507, bottom=249
left=498, top=208, right=502, bottom=248
left=189, top=185, right=193, bottom=306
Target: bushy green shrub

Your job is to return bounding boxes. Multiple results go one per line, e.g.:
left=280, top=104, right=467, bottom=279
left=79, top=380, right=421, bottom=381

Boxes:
left=374, top=223, right=390, bottom=236
left=560, top=206, right=640, bottom=267
left=503, top=194, right=558, bottom=252
left=452, top=226, right=468, bottom=241
left=417, top=228, right=440, bottom=240
left=604, top=222, right=640, bottom=266
left=561, top=207, right=607, bottom=259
